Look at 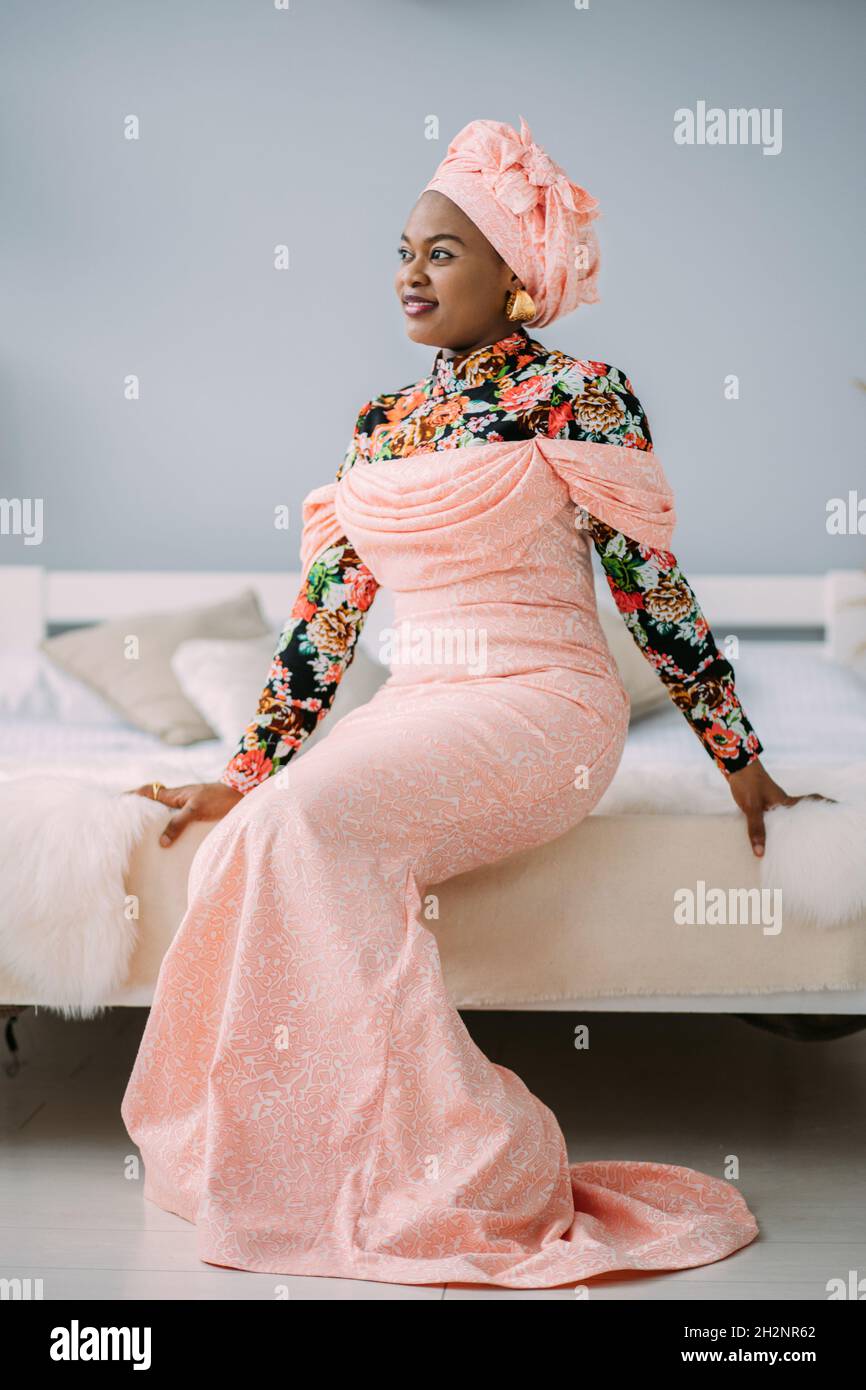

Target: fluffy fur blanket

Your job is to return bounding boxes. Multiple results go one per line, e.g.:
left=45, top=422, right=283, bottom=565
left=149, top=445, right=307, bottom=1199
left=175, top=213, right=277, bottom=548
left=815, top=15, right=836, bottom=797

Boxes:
left=0, top=777, right=170, bottom=1015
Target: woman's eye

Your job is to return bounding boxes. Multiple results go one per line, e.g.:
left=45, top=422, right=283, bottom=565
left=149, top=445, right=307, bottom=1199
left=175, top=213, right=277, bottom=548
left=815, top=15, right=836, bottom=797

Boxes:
left=397, top=246, right=453, bottom=261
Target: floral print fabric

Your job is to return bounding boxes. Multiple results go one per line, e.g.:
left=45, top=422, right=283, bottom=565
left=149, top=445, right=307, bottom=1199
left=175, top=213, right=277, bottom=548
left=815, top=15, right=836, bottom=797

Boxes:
left=221, top=325, right=761, bottom=793
left=220, top=540, right=379, bottom=794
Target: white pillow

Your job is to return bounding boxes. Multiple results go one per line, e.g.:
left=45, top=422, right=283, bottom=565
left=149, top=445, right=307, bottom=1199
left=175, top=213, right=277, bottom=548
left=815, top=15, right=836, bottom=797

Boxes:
left=0, top=645, right=130, bottom=725
left=170, top=632, right=389, bottom=755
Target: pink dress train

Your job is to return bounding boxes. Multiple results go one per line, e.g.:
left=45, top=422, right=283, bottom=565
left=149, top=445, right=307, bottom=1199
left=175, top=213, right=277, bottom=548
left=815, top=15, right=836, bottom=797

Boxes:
left=120, top=436, right=759, bottom=1287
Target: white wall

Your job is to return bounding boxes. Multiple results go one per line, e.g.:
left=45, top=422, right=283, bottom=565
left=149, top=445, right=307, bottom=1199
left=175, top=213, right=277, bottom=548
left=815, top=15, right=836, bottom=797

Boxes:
left=2, top=0, right=864, bottom=586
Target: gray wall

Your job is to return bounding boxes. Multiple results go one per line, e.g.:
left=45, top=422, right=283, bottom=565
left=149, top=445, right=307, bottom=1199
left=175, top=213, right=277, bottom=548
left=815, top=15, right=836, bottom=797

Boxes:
left=3, top=0, right=865, bottom=583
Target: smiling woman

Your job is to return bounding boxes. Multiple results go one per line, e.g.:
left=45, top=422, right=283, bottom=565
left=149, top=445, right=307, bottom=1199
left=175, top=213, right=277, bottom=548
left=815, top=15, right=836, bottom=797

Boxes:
left=119, top=115, right=828, bottom=1290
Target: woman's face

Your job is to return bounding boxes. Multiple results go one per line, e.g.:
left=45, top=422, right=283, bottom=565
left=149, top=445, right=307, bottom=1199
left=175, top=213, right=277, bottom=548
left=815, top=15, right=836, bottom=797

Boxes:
left=396, top=190, right=524, bottom=355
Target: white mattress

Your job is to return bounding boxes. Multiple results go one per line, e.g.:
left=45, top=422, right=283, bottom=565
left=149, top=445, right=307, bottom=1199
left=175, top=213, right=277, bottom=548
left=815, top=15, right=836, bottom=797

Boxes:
left=621, top=640, right=865, bottom=768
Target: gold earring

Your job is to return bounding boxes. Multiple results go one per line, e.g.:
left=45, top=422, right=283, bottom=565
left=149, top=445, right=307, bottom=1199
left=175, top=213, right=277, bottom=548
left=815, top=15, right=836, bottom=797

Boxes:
left=506, top=287, right=536, bottom=322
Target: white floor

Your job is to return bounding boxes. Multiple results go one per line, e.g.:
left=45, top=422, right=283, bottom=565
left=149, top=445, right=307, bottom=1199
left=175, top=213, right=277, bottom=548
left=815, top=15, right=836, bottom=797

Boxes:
left=1, top=1006, right=864, bottom=1301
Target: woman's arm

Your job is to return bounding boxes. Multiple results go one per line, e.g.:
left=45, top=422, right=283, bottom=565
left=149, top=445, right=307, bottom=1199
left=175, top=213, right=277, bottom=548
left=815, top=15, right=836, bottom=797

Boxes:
left=551, top=362, right=762, bottom=776
left=221, top=406, right=379, bottom=795
left=130, top=532, right=378, bottom=843
left=220, top=536, right=378, bottom=795
left=550, top=363, right=831, bottom=857
left=586, top=513, right=762, bottom=775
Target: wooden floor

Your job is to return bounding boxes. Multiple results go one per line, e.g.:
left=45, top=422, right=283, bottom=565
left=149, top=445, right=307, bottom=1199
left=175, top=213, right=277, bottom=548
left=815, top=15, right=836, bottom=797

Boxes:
left=1, top=1006, right=863, bottom=1301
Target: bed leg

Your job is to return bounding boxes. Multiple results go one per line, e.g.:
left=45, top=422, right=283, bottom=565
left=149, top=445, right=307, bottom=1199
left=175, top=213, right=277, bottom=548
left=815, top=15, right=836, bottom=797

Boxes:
left=735, top=1013, right=866, bottom=1042
left=0, top=1006, right=27, bottom=1077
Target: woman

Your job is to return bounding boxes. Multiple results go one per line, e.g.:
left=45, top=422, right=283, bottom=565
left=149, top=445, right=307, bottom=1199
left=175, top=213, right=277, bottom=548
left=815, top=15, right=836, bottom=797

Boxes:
left=122, top=117, right=812, bottom=1288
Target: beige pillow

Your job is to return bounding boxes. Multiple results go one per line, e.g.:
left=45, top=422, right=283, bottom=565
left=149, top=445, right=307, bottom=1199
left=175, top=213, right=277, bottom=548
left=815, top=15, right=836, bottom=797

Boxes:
left=597, top=606, right=669, bottom=721
left=39, top=589, right=270, bottom=745
left=170, top=632, right=389, bottom=751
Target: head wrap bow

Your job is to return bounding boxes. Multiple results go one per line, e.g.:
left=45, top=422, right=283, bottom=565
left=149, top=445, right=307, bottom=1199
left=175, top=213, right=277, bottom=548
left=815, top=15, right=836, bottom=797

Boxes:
left=420, top=115, right=601, bottom=328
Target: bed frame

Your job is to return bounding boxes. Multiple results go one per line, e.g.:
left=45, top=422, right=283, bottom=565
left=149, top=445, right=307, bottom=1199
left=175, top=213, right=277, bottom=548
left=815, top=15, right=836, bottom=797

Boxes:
left=2, top=565, right=865, bottom=1036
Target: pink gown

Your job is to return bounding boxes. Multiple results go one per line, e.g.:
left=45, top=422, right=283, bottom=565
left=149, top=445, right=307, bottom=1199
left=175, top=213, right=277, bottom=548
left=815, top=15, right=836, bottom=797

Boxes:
left=120, top=433, right=759, bottom=1287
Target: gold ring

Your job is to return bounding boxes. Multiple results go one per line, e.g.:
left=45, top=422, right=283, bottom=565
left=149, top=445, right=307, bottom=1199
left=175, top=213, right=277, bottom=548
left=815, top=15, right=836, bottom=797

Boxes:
left=151, top=782, right=163, bottom=800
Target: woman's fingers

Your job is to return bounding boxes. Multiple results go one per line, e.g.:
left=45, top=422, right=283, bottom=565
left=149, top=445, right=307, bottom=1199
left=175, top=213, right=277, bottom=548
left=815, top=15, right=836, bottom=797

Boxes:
left=781, top=791, right=837, bottom=808
left=745, top=804, right=766, bottom=858
left=128, top=783, right=185, bottom=807
left=120, top=784, right=194, bottom=843
left=159, top=805, right=195, bottom=847
left=730, top=771, right=837, bottom=862
left=752, top=791, right=836, bottom=861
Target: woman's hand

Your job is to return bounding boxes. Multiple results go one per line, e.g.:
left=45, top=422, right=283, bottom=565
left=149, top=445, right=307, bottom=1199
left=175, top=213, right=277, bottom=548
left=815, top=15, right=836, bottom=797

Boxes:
left=124, top=781, right=244, bottom=847
left=727, top=760, right=833, bottom=858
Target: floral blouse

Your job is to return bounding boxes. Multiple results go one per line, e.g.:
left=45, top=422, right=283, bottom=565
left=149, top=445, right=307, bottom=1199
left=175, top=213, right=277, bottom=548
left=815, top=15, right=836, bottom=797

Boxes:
left=221, top=325, right=763, bottom=795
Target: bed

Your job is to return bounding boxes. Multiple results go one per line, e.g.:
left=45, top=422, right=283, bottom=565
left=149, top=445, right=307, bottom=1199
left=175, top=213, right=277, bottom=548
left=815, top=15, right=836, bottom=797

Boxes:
left=1, top=564, right=865, bottom=1020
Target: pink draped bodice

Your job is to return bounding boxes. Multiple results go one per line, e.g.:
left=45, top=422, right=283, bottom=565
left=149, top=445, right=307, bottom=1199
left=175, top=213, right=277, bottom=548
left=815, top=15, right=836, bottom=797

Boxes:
left=299, top=434, right=676, bottom=694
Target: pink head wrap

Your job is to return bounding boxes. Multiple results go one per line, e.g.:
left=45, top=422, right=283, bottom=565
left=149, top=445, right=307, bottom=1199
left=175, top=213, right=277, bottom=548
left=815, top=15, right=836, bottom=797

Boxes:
left=420, top=115, right=601, bottom=328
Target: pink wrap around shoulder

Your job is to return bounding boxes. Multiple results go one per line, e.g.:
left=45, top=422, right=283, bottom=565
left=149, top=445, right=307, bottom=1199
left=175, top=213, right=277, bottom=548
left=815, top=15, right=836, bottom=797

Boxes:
left=299, top=436, right=676, bottom=583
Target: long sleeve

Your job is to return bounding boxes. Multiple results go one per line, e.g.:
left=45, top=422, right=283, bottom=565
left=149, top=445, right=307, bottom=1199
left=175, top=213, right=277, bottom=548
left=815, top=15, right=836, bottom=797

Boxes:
left=587, top=514, right=762, bottom=774
left=554, top=365, right=763, bottom=777
left=220, top=538, right=378, bottom=794
left=221, top=412, right=379, bottom=796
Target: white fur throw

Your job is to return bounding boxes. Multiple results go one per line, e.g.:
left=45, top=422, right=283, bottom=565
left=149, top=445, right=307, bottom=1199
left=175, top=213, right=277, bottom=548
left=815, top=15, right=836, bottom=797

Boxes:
left=761, top=793, right=866, bottom=930
left=0, top=776, right=168, bottom=1016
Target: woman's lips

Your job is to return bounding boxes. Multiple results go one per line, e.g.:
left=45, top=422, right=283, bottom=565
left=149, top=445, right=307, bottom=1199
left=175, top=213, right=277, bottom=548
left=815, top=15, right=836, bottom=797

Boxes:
left=403, top=298, right=437, bottom=316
